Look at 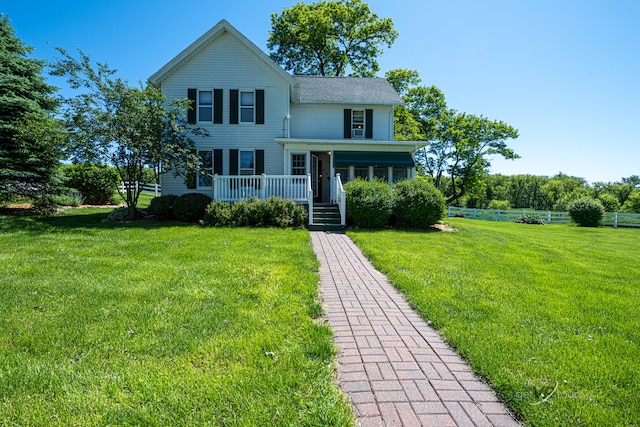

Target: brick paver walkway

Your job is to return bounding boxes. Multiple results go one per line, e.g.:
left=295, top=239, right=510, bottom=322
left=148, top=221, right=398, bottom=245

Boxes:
left=310, top=231, right=520, bottom=427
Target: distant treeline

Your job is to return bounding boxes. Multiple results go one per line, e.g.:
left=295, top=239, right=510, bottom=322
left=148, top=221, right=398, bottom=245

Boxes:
left=441, top=173, right=640, bottom=212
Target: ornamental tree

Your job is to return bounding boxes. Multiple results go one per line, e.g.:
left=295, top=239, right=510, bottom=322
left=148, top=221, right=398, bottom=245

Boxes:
left=50, top=48, right=205, bottom=219
left=268, top=0, right=398, bottom=77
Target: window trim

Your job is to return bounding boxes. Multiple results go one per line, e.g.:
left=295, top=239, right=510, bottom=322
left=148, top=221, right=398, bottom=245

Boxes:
left=291, top=153, right=306, bottom=176
left=352, top=109, right=365, bottom=138
left=239, top=149, right=255, bottom=175
left=197, top=89, right=214, bottom=123
left=239, top=89, right=255, bottom=125
left=197, top=150, right=214, bottom=189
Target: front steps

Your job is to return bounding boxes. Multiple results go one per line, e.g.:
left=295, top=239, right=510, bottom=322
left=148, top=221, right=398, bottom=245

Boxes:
left=309, top=203, right=345, bottom=232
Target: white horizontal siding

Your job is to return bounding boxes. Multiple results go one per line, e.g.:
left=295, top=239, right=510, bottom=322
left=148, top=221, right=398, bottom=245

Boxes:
left=290, top=104, right=393, bottom=140
left=158, top=31, right=290, bottom=196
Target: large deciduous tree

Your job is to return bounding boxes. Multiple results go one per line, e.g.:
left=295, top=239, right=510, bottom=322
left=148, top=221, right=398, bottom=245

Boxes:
left=0, top=14, right=65, bottom=204
left=51, top=48, right=204, bottom=219
left=268, top=0, right=398, bottom=77
left=386, top=69, right=519, bottom=205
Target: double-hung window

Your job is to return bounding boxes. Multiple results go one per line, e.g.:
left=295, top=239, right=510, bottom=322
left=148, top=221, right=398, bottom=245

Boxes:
left=352, top=110, right=365, bottom=138
left=198, top=150, right=213, bottom=188
left=198, top=90, right=213, bottom=122
left=239, top=150, right=255, bottom=175
left=240, top=90, right=255, bottom=124
left=292, top=154, right=306, bottom=175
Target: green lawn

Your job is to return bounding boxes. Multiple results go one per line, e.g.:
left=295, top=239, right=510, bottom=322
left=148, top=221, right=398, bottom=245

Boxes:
left=0, top=209, right=354, bottom=426
left=348, top=219, right=640, bottom=427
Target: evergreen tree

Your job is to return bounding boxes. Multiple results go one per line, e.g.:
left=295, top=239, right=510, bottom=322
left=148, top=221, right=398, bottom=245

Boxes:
left=0, top=14, right=64, bottom=203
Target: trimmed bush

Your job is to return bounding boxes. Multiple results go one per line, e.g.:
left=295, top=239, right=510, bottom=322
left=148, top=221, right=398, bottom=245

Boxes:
left=203, top=197, right=307, bottom=228
left=203, top=200, right=234, bottom=227
left=264, top=197, right=307, bottom=227
left=173, top=193, right=212, bottom=222
left=392, top=179, right=445, bottom=229
left=147, top=194, right=178, bottom=220
left=344, top=179, right=395, bottom=229
left=62, top=163, right=119, bottom=205
left=568, top=198, right=604, bottom=227
left=487, top=199, right=512, bottom=210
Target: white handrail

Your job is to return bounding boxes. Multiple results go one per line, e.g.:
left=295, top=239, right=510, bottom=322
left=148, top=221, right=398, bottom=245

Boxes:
left=307, top=173, right=314, bottom=225
left=335, top=173, right=346, bottom=226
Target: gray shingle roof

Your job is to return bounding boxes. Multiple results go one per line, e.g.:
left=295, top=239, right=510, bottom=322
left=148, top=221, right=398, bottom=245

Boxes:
left=293, top=76, right=403, bottom=105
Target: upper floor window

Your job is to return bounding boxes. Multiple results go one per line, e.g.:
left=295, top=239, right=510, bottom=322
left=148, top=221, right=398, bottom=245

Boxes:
left=198, top=90, right=213, bottom=122
left=352, top=110, right=365, bottom=138
left=240, top=90, right=255, bottom=123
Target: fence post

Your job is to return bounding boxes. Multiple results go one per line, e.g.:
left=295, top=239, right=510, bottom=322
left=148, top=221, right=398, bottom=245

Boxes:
left=614, top=212, right=618, bottom=228
left=448, top=206, right=451, bottom=217
left=473, top=208, right=477, bottom=219
left=497, top=209, right=501, bottom=222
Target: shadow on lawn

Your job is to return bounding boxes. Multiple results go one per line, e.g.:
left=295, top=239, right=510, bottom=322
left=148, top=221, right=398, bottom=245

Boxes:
left=0, top=208, right=196, bottom=234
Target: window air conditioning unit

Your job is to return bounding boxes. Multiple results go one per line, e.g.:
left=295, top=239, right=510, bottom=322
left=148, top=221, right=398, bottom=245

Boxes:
left=352, top=128, right=364, bottom=138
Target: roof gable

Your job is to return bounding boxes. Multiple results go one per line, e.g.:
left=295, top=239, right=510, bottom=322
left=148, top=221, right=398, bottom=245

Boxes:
left=149, top=20, right=297, bottom=86
left=293, top=76, right=403, bottom=105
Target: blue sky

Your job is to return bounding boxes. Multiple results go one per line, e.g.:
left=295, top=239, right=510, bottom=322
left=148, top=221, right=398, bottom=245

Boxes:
left=4, top=0, right=639, bottom=184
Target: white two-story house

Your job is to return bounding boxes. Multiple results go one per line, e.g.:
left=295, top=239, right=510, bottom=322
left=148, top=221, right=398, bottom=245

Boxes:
left=149, top=20, right=420, bottom=225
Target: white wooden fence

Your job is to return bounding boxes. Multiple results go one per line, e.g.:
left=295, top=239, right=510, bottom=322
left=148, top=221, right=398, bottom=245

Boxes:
left=448, top=206, right=640, bottom=228
left=120, top=181, right=161, bottom=196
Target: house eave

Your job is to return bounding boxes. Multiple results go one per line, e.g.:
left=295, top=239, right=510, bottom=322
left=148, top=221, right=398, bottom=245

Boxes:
left=149, top=20, right=297, bottom=88
left=275, top=138, right=422, bottom=151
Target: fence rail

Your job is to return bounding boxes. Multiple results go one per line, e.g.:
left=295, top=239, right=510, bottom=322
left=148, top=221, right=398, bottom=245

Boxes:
left=120, top=181, right=161, bottom=196
left=448, top=206, right=640, bottom=228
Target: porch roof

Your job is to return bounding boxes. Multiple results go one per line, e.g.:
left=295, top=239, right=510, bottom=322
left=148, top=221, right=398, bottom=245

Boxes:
left=334, top=151, right=415, bottom=168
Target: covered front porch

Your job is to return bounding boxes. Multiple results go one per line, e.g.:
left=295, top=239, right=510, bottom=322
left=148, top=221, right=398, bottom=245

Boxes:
left=208, top=173, right=346, bottom=228
left=276, top=137, right=420, bottom=204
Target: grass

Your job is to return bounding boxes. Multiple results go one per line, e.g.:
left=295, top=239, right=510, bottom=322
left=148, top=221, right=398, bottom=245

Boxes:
left=0, top=208, right=354, bottom=426
left=348, top=219, right=640, bottom=427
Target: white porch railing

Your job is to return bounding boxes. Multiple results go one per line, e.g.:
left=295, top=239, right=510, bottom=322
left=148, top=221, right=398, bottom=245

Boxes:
left=212, top=174, right=312, bottom=204
left=335, top=173, right=346, bottom=226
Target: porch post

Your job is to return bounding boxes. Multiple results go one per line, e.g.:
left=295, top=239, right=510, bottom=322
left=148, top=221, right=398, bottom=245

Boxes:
left=213, top=174, right=218, bottom=200
left=261, top=174, right=267, bottom=199
left=307, top=173, right=314, bottom=225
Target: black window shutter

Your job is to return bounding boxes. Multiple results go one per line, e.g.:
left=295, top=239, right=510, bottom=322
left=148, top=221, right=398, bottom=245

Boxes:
left=365, top=109, right=373, bottom=139
left=213, top=89, right=223, bottom=124
left=186, top=148, right=196, bottom=189
left=256, top=150, right=265, bottom=174
left=343, top=109, right=352, bottom=139
left=229, top=149, right=239, bottom=175
left=230, top=90, right=239, bottom=124
left=187, top=89, right=197, bottom=124
left=256, top=90, right=265, bottom=125
left=213, top=149, right=223, bottom=175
